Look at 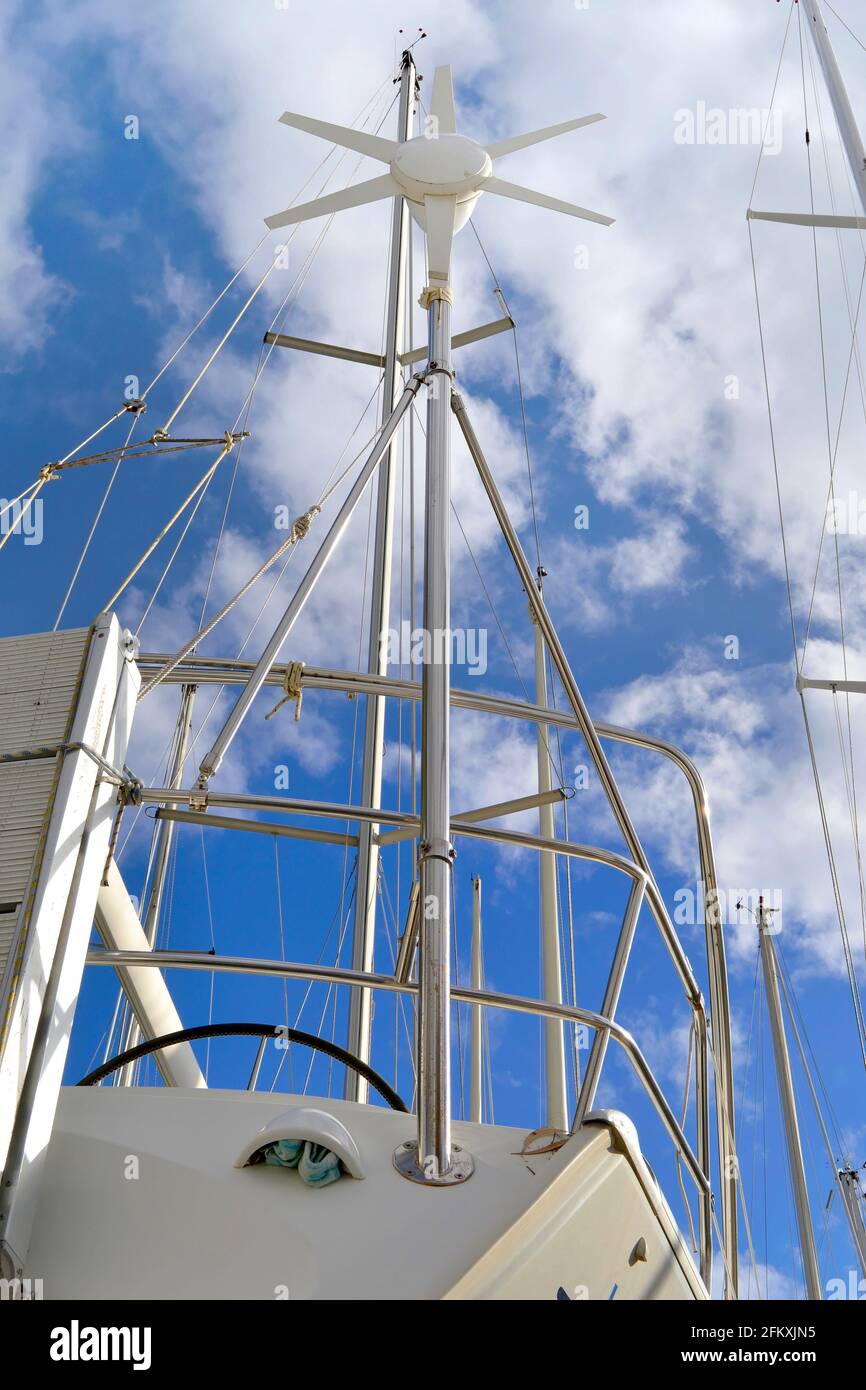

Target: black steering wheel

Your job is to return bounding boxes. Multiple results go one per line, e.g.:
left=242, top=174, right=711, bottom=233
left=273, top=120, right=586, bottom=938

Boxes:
left=77, top=1021, right=408, bottom=1111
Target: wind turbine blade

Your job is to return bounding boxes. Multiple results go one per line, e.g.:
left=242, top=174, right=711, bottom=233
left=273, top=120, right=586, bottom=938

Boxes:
left=429, top=66, right=457, bottom=134
left=483, top=176, right=614, bottom=226
left=748, top=208, right=866, bottom=230
left=264, top=174, right=399, bottom=230
left=424, top=195, right=458, bottom=285
left=486, top=113, right=606, bottom=161
left=278, top=111, right=398, bottom=164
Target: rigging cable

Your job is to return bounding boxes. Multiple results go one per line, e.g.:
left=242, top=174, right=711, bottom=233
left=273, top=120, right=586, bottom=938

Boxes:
left=116, top=377, right=388, bottom=867
left=802, top=26, right=866, bottom=968
left=135, top=81, right=406, bottom=696
left=749, top=219, right=866, bottom=1066
left=824, top=1, right=866, bottom=57
left=37, top=71, right=398, bottom=626
left=53, top=409, right=142, bottom=629
left=158, top=91, right=400, bottom=436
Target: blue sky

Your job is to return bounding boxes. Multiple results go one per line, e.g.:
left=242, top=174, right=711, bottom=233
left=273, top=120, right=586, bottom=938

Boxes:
left=4, top=0, right=866, bottom=1299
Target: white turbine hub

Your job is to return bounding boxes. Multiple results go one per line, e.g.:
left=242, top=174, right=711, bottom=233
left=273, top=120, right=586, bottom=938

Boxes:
left=390, top=134, right=492, bottom=204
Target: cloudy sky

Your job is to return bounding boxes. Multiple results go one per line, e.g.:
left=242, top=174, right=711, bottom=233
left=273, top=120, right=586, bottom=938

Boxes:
left=4, top=0, right=866, bottom=1297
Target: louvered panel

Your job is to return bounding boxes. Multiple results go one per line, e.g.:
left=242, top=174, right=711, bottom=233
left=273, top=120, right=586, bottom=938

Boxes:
left=0, top=629, right=89, bottom=696
left=0, top=630, right=89, bottom=923
left=0, top=829, right=51, bottom=901
left=0, top=689, right=74, bottom=753
left=0, top=761, right=60, bottom=832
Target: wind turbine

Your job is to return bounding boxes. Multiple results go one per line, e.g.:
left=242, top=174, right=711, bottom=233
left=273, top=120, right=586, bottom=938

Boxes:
left=199, top=62, right=614, bottom=1186
left=264, top=64, right=613, bottom=288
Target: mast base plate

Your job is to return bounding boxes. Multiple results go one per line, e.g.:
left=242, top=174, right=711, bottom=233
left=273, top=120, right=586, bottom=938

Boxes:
left=392, top=1140, right=474, bottom=1186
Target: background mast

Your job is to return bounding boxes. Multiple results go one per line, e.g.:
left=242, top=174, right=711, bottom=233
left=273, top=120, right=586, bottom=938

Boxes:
left=802, top=0, right=866, bottom=216
left=756, top=897, right=822, bottom=1299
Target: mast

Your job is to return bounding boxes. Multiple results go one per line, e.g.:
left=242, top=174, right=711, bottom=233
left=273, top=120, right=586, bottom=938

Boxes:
left=345, top=50, right=417, bottom=1099
left=200, top=52, right=614, bottom=1188
left=532, top=587, right=567, bottom=1130
left=837, top=1165, right=866, bottom=1274
left=756, top=897, right=822, bottom=1300
left=470, top=875, right=483, bottom=1123
left=415, top=268, right=457, bottom=1179
left=802, top=0, right=866, bottom=217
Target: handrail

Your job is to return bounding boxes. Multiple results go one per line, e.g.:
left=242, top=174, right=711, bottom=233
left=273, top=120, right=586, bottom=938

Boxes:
left=84, top=948, right=711, bottom=1201
left=132, top=790, right=714, bottom=1279
left=141, top=787, right=704, bottom=1008
left=135, top=652, right=736, bottom=1292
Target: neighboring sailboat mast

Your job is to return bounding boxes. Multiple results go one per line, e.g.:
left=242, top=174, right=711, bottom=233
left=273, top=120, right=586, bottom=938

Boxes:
left=803, top=0, right=866, bottom=217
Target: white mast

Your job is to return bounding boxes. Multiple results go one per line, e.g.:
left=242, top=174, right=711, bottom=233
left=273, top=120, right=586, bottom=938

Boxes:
left=756, top=898, right=822, bottom=1300
left=751, top=0, right=866, bottom=235
left=803, top=0, right=866, bottom=216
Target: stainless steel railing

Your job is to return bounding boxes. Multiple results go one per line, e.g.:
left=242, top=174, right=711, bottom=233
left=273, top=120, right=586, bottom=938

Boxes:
left=131, top=653, right=736, bottom=1290
left=86, top=946, right=712, bottom=1277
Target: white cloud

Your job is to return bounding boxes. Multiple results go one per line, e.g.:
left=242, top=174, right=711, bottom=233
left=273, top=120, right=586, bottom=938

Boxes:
left=0, top=7, right=76, bottom=363
left=598, top=641, right=866, bottom=983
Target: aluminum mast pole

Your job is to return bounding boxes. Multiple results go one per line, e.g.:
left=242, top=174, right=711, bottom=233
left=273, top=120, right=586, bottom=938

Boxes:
left=346, top=51, right=416, bottom=1099
left=470, top=875, right=483, bottom=1123
left=757, top=898, right=822, bottom=1300
left=417, top=289, right=455, bottom=1178
left=803, top=0, right=866, bottom=216
left=532, top=594, right=567, bottom=1130
left=393, top=221, right=470, bottom=1185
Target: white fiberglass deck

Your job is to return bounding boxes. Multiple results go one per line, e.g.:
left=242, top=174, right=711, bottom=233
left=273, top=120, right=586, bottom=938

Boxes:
left=26, top=1087, right=707, bottom=1301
